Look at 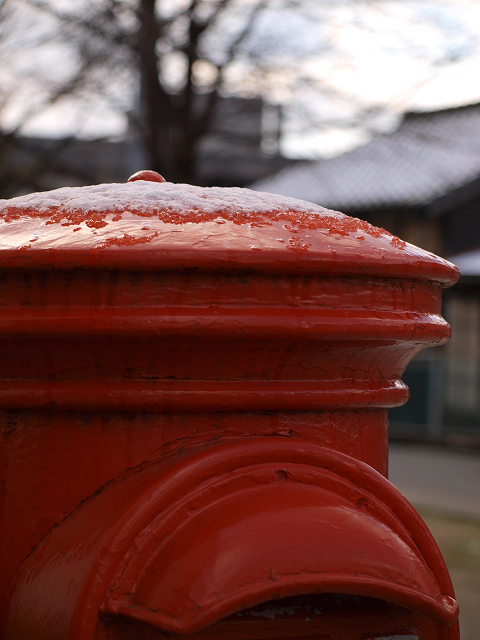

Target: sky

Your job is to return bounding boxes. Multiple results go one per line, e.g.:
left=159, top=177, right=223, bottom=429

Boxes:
left=2, top=0, right=480, bottom=159
left=248, top=0, right=480, bottom=158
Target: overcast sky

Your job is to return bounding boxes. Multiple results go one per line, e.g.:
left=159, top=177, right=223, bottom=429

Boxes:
left=250, top=0, right=480, bottom=157
left=2, top=0, right=480, bottom=159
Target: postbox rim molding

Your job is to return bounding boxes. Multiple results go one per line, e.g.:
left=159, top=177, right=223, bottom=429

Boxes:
left=0, top=247, right=459, bottom=285
left=8, top=438, right=458, bottom=640
left=0, top=181, right=459, bottom=286
left=0, top=378, right=412, bottom=412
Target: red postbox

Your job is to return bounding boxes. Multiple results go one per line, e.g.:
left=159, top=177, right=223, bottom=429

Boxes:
left=0, top=172, right=459, bottom=639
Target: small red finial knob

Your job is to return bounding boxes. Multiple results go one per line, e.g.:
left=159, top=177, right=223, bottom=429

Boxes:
left=127, top=170, right=166, bottom=183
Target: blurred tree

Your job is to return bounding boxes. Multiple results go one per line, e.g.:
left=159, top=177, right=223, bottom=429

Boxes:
left=0, top=0, right=280, bottom=188
left=134, top=0, right=269, bottom=182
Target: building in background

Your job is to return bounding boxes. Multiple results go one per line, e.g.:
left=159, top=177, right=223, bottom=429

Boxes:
left=1, top=98, right=294, bottom=197
left=252, top=102, right=480, bottom=445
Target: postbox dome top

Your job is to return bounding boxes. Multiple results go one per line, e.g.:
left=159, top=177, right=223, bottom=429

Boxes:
left=0, top=177, right=458, bottom=284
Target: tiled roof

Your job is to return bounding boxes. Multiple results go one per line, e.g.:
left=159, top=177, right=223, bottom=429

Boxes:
left=251, top=104, right=480, bottom=213
left=449, top=247, right=480, bottom=276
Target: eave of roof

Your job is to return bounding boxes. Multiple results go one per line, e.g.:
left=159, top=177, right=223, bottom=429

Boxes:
left=449, top=247, right=480, bottom=277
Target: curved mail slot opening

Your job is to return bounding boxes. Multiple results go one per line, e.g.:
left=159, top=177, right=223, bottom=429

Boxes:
left=101, top=594, right=439, bottom=640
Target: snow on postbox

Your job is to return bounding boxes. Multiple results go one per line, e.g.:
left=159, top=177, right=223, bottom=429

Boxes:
left=0, top=172, right=459, bottom=640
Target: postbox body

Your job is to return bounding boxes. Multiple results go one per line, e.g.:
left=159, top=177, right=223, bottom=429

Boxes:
left=0, top=179, right=459, bottom=639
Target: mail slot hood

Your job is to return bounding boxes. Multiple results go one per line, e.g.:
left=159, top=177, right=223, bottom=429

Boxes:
left=7, top=439, right=458, bottom=639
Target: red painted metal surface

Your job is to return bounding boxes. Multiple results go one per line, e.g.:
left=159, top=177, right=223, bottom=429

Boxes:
left=0, top=176, right=459, bottom=639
